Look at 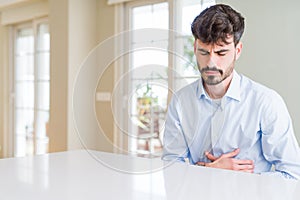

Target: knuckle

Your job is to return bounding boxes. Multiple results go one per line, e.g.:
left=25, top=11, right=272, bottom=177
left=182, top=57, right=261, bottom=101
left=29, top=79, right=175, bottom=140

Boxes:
left=230, top=162, right=236, bottom=169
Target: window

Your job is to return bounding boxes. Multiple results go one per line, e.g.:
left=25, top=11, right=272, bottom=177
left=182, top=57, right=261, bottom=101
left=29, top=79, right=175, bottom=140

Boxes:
left=13, top=19, right=50, bottom=157
left=128, top=2, right=169, bottom=156
left=115, top=0, right=215, bottom=157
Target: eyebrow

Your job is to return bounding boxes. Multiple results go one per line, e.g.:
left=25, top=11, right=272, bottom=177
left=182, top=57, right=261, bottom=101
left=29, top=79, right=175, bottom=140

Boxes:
left=214, top=49, right=229, bottom=54
left=197, top=48, right=230, bottom=54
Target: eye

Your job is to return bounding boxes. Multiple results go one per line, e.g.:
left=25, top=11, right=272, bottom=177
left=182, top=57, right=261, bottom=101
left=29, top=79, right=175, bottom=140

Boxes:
left=215, top=50, right=229, bottom=56
left=217, top=52, right=226, bottom=56
left=200, top=52, right=209, bottom=56
left=198, top=50, right=209, bottom=56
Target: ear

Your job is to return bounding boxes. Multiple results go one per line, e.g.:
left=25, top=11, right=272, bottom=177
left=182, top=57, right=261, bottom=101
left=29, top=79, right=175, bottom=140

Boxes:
left=235, top=42, right=243, bottom=60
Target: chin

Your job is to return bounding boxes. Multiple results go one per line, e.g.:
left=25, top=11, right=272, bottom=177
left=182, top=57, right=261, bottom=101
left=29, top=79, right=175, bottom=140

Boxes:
left=203, top=76, right=222, bottom=85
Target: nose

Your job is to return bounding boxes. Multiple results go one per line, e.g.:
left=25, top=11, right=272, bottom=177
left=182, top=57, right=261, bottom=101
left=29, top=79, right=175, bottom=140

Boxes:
left=207, top=54, right=217, bottom=68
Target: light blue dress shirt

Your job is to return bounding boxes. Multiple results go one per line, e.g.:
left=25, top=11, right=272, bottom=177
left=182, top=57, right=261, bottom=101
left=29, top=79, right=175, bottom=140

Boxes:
left=162, top=70, right=300, bottom=179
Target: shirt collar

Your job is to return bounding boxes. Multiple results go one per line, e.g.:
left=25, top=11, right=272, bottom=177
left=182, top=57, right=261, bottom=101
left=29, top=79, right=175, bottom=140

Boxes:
left=197, top=78, right=208, bottom=99
left=226, top=70, right=241, bottom=102
left=197, top=70, right=241, bottom=102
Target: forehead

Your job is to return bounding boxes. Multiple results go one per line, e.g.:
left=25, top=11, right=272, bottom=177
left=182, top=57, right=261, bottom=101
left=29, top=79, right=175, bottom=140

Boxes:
left=196, top=37, right=235, bottom=49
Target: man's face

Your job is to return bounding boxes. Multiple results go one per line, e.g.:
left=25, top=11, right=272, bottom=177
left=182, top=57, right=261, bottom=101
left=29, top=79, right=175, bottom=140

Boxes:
left=194, top=37, right=242, bottom=85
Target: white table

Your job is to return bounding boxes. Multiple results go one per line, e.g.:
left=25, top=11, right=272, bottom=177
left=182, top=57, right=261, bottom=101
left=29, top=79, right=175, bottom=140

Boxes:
left=0, top=150, right=299, bottom=200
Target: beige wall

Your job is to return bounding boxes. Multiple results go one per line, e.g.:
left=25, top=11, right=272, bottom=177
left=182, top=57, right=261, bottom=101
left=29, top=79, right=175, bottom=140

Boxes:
left=0, top=16, right=3, bottom=157
left=48, top=0, right=68, bottom=152
left=49, top=0, right=116, bottom=153
left=95, top=63, right=115, bottom=150
left=95, top=0, right=115, bottom=151
left=68, top=0, right=102, bottom=151
left=0, top=22, right=12, bottom=158
left=50, top=0, right=115, bottom=152
left=218, top=0, right=300, bottom=142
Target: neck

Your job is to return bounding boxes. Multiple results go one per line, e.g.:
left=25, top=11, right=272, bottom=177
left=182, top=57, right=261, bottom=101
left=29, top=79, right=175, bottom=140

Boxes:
left=204, top=73, right=233, bottom=99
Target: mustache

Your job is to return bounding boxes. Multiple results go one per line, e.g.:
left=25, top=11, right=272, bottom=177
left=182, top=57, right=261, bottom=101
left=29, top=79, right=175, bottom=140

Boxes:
left=200, top=67, right=223, bottom=75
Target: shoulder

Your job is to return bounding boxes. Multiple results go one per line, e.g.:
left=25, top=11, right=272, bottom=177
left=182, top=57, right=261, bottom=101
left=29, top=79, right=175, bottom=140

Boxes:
left=239, top=74, right=286, bottom=108
left=176, top=79, right=199, bottom=96
left=167, top=79, right=200, bottom=111
left=240, top=74, right=282, bottom=100
left=172, top=79, right=199, bottom=101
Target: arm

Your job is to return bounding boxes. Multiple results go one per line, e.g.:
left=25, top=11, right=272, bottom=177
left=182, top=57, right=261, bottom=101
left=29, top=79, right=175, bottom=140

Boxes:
left=260, top=91, right=300, bottom=179
left=162, top=95, right=189, bottom=163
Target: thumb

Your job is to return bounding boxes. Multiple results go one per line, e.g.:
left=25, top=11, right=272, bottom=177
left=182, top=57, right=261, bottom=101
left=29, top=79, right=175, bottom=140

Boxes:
left=222, top=148, right=240, bottom=158
left=205, top=151, right=217, bottom=161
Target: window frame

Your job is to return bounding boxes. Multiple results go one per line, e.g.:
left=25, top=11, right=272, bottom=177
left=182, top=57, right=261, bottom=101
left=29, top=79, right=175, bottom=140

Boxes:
left=10, top=17, right=50, bottom=157
left=114, top=0, right=171, bottom=155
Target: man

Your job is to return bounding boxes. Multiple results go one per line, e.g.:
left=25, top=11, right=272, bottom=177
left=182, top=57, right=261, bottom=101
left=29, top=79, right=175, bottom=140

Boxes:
left=162, top=4, right=300, bottom=179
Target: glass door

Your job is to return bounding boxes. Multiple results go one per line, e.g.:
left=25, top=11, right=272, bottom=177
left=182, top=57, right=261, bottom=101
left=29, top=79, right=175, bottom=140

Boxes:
left=13, top=20, right=50, bottom=157
left=128, top=2, right=169, bottom=157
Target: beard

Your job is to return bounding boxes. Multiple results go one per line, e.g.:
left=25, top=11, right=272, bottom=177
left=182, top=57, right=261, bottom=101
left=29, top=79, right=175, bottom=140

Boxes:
left=198, top=58, right=235, bottom=86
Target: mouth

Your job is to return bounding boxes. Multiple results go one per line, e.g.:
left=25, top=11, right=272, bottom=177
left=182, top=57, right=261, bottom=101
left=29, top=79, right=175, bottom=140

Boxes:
left=204, top=70, right=220, bottom=76
left=200, top=67, right=223, bottom=76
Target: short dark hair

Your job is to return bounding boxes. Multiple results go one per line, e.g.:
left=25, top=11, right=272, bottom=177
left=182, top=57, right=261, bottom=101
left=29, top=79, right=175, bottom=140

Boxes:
left=191, top=4, right=245, bottom=46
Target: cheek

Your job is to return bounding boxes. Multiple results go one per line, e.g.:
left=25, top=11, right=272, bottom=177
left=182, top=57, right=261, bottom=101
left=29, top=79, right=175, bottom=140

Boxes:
left=196, top=55, right=209, bottom=67
left=219, top=54, right=235, bottom=68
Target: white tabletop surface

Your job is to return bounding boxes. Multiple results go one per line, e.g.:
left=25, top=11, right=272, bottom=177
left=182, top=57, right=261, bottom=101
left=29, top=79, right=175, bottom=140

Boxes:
left=0, top=149, right=299, bottom=200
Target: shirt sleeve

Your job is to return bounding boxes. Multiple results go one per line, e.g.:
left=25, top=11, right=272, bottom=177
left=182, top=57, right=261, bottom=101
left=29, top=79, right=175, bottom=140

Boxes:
left=260, top=91, right=300, bottom=180
left=162, top=94, right=189, bottom=163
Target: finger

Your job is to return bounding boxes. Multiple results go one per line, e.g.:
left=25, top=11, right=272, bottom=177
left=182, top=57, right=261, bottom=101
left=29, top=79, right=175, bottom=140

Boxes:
left=205, top=151, right=217, bottom=161
left=239, top=166, right=254, bottom=173
left=222, top=148, right=240, bottom=158
left=240, top=169, right=254, bottom=173
left=234, top=164, right=254, bottom=170
left=196, top=162, right=206, bottom=166
left=234, top=159, right=254, bottom=165
left=232, top=160, right=254, bottom=172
